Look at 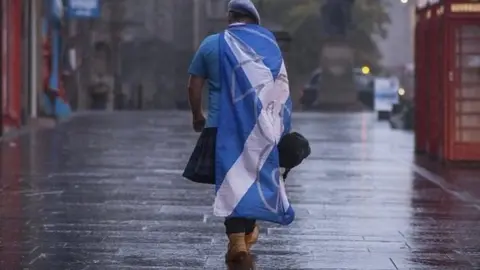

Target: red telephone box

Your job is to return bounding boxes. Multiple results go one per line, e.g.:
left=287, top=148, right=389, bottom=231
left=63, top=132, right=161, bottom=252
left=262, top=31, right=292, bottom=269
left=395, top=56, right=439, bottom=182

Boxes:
left=416, top=1, right=480, bottom=161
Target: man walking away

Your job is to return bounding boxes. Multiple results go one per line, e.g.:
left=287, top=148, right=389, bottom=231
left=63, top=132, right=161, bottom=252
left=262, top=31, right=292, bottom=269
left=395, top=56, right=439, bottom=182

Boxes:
left=184, top=0, right=294, bottom=263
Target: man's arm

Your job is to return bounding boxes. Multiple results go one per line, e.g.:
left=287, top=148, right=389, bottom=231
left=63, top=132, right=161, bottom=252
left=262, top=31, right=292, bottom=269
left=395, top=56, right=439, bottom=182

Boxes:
left=188, top=39, right=210, bottom=131
left=187, top=75, right=205, bottom=117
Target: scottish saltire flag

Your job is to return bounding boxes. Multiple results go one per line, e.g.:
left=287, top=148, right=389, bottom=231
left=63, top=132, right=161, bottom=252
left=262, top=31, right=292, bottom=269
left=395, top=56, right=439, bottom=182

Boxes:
left=214, top=24, right=294, bottom=225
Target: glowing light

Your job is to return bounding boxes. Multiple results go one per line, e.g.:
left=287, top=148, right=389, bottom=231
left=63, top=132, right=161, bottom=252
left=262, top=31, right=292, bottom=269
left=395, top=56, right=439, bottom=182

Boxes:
left=401, top=0, right=408, bottom=3
left=398, top=88, right=406, bottom=96
left=451, top=4, right=480, bottom=13
left=361, top=66, right=370, bottom=75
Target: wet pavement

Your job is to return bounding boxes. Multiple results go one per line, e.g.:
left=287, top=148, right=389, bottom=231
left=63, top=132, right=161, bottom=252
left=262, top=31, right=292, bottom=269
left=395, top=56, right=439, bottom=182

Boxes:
left=1, top=111, right=480, bottom=270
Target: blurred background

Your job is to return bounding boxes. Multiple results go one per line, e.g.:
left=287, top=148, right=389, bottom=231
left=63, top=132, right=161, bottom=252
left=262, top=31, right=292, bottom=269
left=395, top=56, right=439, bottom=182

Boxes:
left=2, top=0, right=417, bottom=133
left=57, top=0, right=415, bottom=112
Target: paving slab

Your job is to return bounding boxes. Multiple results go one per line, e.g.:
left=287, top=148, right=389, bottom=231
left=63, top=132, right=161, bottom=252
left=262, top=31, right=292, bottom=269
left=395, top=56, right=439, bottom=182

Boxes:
left=1, top=111, right=479, bottom=269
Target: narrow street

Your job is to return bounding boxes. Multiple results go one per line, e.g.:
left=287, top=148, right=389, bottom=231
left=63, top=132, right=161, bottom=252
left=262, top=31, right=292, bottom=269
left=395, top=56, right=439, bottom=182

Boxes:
left=1, top=111, right=479, bottom=269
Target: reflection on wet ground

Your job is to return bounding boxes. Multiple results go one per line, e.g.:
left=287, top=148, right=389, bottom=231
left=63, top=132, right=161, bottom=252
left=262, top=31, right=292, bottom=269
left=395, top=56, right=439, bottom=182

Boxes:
left=1, top=111, right=479, bottom=269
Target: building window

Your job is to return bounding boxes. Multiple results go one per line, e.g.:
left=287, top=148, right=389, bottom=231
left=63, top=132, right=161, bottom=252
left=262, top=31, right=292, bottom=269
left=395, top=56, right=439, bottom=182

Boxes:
left=206, top=0, right=226, bottom=19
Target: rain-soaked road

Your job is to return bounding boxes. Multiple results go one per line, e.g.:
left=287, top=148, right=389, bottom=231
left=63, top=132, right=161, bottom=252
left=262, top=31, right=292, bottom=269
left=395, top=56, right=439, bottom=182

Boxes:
left=1, top=111, right=480, bottom=270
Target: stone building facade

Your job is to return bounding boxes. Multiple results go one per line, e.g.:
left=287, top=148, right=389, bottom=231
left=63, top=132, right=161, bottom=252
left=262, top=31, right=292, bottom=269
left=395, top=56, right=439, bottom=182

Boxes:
left=75, top=0, right=228, bottom=110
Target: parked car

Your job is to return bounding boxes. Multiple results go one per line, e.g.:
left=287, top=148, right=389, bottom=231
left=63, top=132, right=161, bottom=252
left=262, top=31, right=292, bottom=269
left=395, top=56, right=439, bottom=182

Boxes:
left=299, top=69, right=321, bottom=109
left=300, top=68, right=374, bottom=110
left=353, top=68, right=374, bottom=92
left=389, top=100, right=414, bottom=130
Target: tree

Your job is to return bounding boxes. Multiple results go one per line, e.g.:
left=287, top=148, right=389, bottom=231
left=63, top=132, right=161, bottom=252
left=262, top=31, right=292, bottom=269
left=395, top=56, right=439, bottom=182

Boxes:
left=254, top=0, right=391, bottom=76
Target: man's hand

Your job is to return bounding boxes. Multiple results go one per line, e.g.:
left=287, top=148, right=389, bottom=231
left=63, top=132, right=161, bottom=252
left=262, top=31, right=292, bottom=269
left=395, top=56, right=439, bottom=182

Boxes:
left=192, top=113, right=206, bottom=132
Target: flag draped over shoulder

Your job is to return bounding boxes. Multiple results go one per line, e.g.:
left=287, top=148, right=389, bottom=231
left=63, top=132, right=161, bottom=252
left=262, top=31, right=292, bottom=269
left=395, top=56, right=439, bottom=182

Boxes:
left=214, top=24, right=294, bottom=225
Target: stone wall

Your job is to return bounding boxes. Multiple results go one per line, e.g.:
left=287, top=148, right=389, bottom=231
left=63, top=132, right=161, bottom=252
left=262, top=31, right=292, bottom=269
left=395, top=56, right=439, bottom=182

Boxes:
left=77, top=0, right=228, bottom=110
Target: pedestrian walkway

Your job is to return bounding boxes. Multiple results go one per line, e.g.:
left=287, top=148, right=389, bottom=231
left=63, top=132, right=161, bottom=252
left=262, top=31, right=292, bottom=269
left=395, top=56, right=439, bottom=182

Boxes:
left=1, top=111, right=479, bottom=269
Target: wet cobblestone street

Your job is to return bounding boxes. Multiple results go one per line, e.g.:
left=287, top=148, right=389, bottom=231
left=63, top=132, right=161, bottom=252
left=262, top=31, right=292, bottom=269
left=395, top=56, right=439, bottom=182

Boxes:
left=1, top=111, right=480, bottom=269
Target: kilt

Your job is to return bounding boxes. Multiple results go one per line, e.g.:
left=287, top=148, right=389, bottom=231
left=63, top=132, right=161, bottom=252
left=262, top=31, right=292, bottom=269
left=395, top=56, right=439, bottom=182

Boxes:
left=182, top=128, right=217, bottom=185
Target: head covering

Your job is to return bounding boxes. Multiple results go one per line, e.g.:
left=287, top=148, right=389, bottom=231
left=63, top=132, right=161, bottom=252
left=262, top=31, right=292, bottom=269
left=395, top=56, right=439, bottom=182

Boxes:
left=228, top=0, right=261, bottom=24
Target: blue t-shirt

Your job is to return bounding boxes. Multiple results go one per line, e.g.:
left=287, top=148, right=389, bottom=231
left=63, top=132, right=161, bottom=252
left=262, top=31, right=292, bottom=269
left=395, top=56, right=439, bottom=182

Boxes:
left=188, top=34, right=220, bottom=128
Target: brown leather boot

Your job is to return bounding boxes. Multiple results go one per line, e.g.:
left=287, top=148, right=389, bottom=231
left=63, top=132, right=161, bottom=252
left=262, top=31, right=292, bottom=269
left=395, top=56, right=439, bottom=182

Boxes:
left=225, top=233, right=248, bottom=263
left=245, top=225, right=259, bottom=252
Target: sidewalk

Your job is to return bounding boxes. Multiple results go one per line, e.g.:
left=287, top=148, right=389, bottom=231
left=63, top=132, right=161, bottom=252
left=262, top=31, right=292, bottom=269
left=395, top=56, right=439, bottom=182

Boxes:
left=1, top=111, right=479, bottom=269
left=0, top=117, right=56, bottom=142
